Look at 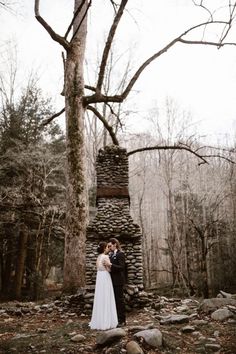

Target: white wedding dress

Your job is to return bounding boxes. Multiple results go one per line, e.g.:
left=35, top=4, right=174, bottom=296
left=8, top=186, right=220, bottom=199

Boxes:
left=89, top=254, right=118, bottom=330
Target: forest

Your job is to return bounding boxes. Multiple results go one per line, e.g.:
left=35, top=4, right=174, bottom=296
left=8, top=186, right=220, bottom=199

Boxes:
left=0, top=0, right=236, bottom=301
left=0, top=81, right=235, bottom=301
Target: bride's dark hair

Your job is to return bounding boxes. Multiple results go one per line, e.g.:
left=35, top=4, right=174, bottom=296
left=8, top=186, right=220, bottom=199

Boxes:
left=97, top=241, right=107, bottom=254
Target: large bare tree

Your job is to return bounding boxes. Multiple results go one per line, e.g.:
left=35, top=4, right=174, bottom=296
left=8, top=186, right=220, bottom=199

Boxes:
left=35, top=0, right=236, bottom=292
left=35, top=0, right=89, bottom=292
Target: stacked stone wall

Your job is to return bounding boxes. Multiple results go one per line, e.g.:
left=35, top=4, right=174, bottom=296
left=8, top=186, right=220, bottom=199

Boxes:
left=85, top=145, right=145, bottom=311
left=87, top=198, right=141, bottom=238
left=96, top=146, right=128, bottom=187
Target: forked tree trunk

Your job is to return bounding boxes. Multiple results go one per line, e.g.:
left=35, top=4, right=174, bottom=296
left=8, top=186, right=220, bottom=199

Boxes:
left=63, top=0, right=88, bottom=292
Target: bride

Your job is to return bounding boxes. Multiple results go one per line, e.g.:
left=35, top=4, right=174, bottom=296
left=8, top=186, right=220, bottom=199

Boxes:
left=89, top=241, right=118, bottom=330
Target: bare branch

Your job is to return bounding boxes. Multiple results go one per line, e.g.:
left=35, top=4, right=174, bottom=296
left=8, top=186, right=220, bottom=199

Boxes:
left=104, top=102, right=123, bottom=129
left=188, top=144, right=236, bottom=163
left=85, top=18, right=236, bottom=106
left=178, top=38, right=236, bottom=47
left=34, top=0, right=70, bottom=50
left=217, top=2, right=236, bottom=44
left=201, top=154, right=235, bottom=164
left=128, top=143, right=235, bottom=164
left=96, top=0, right=128, bottom=92
left=109, top=0, right=119, bottom=13
left=120, top=38, right=180, bottom=100
left=195, top=145, right=236, bottom=153
left=128, top=145, right=209, bottom=164
left=85, top=85, right=96, bottom=92
left=192, top=0, right=213, bottom=21
left=84, top=93, right=123, bottom=105
left=188, top=217, right=205, bottom=240
left=64, top=0, right=87, bottom=39
left=41, top=108, right=65, bottom=126
left=87, top=105, right=119, bottom=145
left=120, top=20, right=234, bottom=99
left=72, top=0, right=92, bottom=41
left=0, top=1, right=14, bottom=12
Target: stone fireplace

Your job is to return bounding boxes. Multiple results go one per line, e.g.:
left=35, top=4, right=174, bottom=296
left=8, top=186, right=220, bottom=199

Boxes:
left=85, top=145, right=148, bottom=310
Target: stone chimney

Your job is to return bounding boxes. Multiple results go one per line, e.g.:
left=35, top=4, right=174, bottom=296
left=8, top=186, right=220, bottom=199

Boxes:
left=85, top=145, right=147, bottom=310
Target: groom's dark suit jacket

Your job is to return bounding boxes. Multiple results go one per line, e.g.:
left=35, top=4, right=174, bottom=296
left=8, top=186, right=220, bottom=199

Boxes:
left=110, top=250, right=125, bottom=286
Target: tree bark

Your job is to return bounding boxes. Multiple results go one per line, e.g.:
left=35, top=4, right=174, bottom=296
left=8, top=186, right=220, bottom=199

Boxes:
left=14, top=224, right=28, bottom=299
left=2, top=226, right=13, bottom=296
left=200, top=235, right=209, bottom=298
left=63, top=0, right=88, bottom=292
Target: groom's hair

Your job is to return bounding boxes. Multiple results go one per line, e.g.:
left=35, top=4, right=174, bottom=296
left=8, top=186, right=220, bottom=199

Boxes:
left=109, top=237, right=121, bottom=250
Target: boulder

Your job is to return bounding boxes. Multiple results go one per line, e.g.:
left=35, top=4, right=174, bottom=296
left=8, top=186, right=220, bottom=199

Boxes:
left=211, top=308, right=233, bottom=321
left=126, top=340, right=144, bottom=354
left=96, top=328, right=126, bottom=346
left=134, top=328, right=162, bottom=348
left=160, top=314, right=189, bottom=325
left=199, top=298, right=236, bottom=314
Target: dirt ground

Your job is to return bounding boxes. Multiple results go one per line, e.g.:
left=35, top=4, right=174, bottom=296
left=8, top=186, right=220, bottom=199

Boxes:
left=0, top=301, right=236, bottom=354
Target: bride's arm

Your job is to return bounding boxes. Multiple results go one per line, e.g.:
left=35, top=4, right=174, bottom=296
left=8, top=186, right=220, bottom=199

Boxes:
left=103, top=255, right=112, bottom=271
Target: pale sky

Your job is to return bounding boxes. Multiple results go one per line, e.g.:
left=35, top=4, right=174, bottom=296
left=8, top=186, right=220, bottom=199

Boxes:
left=1, top=0, right=236, bottom=144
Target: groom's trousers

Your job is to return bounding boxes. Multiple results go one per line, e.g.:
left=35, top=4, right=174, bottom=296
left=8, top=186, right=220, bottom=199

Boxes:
left=113, top=284, right=126, bottom=323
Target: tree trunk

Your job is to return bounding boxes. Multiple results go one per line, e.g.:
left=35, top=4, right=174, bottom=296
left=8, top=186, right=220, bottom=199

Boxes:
left=2, top=228, right=13, bottom=295
left=200, top=237, right=209, bottom=298
left=63, top=0, right=88, bottom=292
left=14, top=224, right=28, bottom=299
left=25, top=234, right=37, bottom=299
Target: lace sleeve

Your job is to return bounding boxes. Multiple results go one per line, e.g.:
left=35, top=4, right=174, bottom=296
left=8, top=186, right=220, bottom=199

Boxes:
left=103, top=255, right=111, bottom=266
left=96, top=255, right=111, bottom=271
left=103, top=255, right=111, bottom=271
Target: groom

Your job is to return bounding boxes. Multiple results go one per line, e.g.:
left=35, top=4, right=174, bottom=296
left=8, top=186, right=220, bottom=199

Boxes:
left=108, top=237, right=126, bottom=327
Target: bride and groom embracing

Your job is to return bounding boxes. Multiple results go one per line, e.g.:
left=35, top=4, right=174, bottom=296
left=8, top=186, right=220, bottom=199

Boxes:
left=89, top=238, right=126, bottom=330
